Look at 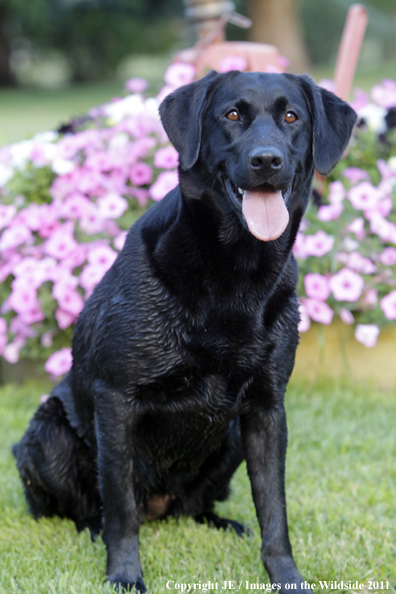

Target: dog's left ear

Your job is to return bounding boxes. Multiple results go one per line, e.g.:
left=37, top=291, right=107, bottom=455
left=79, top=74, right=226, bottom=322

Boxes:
left=296, top=74, right=357, bottom=176
left=159, top=70, right=220, bottom=171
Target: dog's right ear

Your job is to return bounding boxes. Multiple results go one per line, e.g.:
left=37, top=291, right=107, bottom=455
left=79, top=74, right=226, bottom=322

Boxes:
left=296, top=74, right=357, bottom=176
left=159, top=70, right=220, bottom=171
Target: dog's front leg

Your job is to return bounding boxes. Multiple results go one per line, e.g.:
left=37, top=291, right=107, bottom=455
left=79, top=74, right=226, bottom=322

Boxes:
left=94, top=385, right=146, bottom=593
left=241, top=399, right=303, bottom=593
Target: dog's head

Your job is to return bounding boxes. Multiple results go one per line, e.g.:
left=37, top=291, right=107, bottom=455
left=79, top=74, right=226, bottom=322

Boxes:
left=160, top=71, right=357, bottom=243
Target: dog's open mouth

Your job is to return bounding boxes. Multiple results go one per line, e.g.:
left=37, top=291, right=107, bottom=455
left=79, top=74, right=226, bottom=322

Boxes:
left=225, top=177, right=293, bottom=242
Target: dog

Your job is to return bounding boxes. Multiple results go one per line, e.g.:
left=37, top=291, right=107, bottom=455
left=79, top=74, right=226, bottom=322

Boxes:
left=13, top=70, right=356, bottom=593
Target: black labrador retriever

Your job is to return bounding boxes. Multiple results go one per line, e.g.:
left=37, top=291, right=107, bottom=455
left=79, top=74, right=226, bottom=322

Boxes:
left=13, top=71, right=356, bottom=593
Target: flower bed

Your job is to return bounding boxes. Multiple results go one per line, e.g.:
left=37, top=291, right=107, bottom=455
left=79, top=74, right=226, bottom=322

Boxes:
left=296, top=79, right=396, bottom=348
left=0, top=63, right=395, bottom=380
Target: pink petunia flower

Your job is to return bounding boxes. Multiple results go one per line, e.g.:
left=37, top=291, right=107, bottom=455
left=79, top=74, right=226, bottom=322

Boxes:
left=149, top=171, right=178, bottom=201
left=346, top=252, right=377, bottom=274
left=348, top=181, right=381, bottom=210
left=349, top=88, right=369, bottom=112
left=362, top=289, right=378, bottom=309
left=346, top=217, right=365, bottom=241
left=154, top=146, right=179, bottom=170
left=329, top=268, right=364, bottom=302
left=377, top=158, right=396, bottom=181
left=355, top=324, right=380, bottom=348
left=304, top=298, right=334, bottom=325
left=60, top=194, right=92, bottom=220
left=218, top=55, right=248, bottom=73
left=0, top=254, right=22, bottom=284
left=0, top=204, right=17, bottom=230
left=88, top=244, right=118, bottom=270
left=380, top=290, right=396, bottom=320
left=379, top=247, right=396, bottom=266
left=328, top=180, right=346, bottom=204
left=0, top=223, right=32, bottom=252
left=164, top=63, right=196, bottom=88
left=15, top=203, right=44, bottom=232
left=342, top=167, right=369, bottom=184
left=13, top=258, right=46, bottom=288
left=44, top=347, right=73, bottom=376
left=114, top=231, right=128, bottom=251
left=298, top=302, right=310, bottom=333
left=371, top=79, right=396, bottom=109
left=97, top=193, right=128, bottom=219
left=125, top=77, right=149, bottom=94
left=304, top=273, right=330, bottom=300
left=54, top=287, right=84, bottom=317
left=292, top=232, right=308, bottom=260
left=79, top=264, right=106, bottom=297
left=19, top=306, right=45, bottom=325
left=60, top=248, right=87, bottom=271
left=304, top=230, right=335, bottom=257
left=36, top=204, right=60, bottom=239
left=55, top=309, right=75, bottom=330
left=10, top=316, right=37, bottom=338
left=41, top=331, right=54, bottom=348
left=370, top=213, right=396, bottom=244
left=45, top=223, right=78, bottom=260
left=317, top=202, right=343, bottom=221
left=129, top=162, right=153, bottom=186
left=339, top=308, right=354, bottom=325
left=8, top=285, right=39, bottom=314
left=79, top=204, right=106, bottom=235
left=2, top=336, right=25, bottom=364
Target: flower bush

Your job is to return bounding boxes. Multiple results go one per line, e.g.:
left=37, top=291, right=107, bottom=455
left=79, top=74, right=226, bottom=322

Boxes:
left=0, top=63, right=198, bottom=376
left=296, top=79, right=396, bottom=347
left=0, top=63, right=395, bottom=378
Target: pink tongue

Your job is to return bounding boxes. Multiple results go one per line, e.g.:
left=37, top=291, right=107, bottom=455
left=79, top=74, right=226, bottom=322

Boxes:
left=242, top=189, right=289, bottom=242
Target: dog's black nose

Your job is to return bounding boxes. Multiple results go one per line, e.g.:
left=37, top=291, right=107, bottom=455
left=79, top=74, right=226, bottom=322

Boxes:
left=249, top=147, right=283, bottom=174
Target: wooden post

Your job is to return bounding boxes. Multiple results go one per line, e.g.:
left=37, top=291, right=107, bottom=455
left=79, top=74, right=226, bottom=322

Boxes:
left=334, top=4, right=368, bottom=101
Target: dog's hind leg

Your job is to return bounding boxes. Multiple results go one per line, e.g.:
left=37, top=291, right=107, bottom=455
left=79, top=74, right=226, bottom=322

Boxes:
left=13, top=396, right=102, bottom=540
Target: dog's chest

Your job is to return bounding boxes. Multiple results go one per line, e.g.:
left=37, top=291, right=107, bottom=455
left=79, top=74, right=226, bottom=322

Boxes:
left=183, top=305, right=272, bottom=376
left=134, top=404, right=232, bottom=474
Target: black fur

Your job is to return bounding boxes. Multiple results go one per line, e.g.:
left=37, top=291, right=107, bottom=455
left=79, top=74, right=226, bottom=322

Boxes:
left=13, top=71, right=356, bottom=593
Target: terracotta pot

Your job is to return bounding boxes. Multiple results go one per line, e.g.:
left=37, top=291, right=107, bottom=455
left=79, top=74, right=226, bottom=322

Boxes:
left=292, top=321, right=396, bottom=388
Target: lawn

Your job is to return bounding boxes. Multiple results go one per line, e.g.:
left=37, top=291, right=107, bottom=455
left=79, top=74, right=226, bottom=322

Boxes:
left=0, top=378, right=395, bottom=593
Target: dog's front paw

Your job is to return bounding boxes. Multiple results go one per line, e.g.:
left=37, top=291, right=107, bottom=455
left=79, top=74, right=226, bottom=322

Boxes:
left=263, top=555, right=303, bottom=594
left=108, top=575, right=147, bottom=593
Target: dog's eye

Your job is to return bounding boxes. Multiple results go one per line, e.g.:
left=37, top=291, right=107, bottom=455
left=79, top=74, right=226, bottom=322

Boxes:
left=285, top=111, right=298, bottom=123
left=226, top=110, right=240, bottom=121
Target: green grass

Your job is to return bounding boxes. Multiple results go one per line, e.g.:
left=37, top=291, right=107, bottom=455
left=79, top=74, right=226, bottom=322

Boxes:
left=0, top=378, right=395, bottom=593
left=0, top=82, right=125, bottom=146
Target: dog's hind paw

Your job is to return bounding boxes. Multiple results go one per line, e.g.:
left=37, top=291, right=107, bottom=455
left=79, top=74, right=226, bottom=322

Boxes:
left=195, top=511, right=251, bottom=538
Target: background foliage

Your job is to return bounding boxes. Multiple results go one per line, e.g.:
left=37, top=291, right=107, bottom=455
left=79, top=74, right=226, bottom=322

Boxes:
left=1, top=0, right=396, bottom=85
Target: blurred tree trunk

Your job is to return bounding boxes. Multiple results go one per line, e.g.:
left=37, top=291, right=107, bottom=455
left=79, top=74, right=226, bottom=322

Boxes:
left=248, top=0, right=310, bottom=73
left=0, top=4, right=15, bottom=86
